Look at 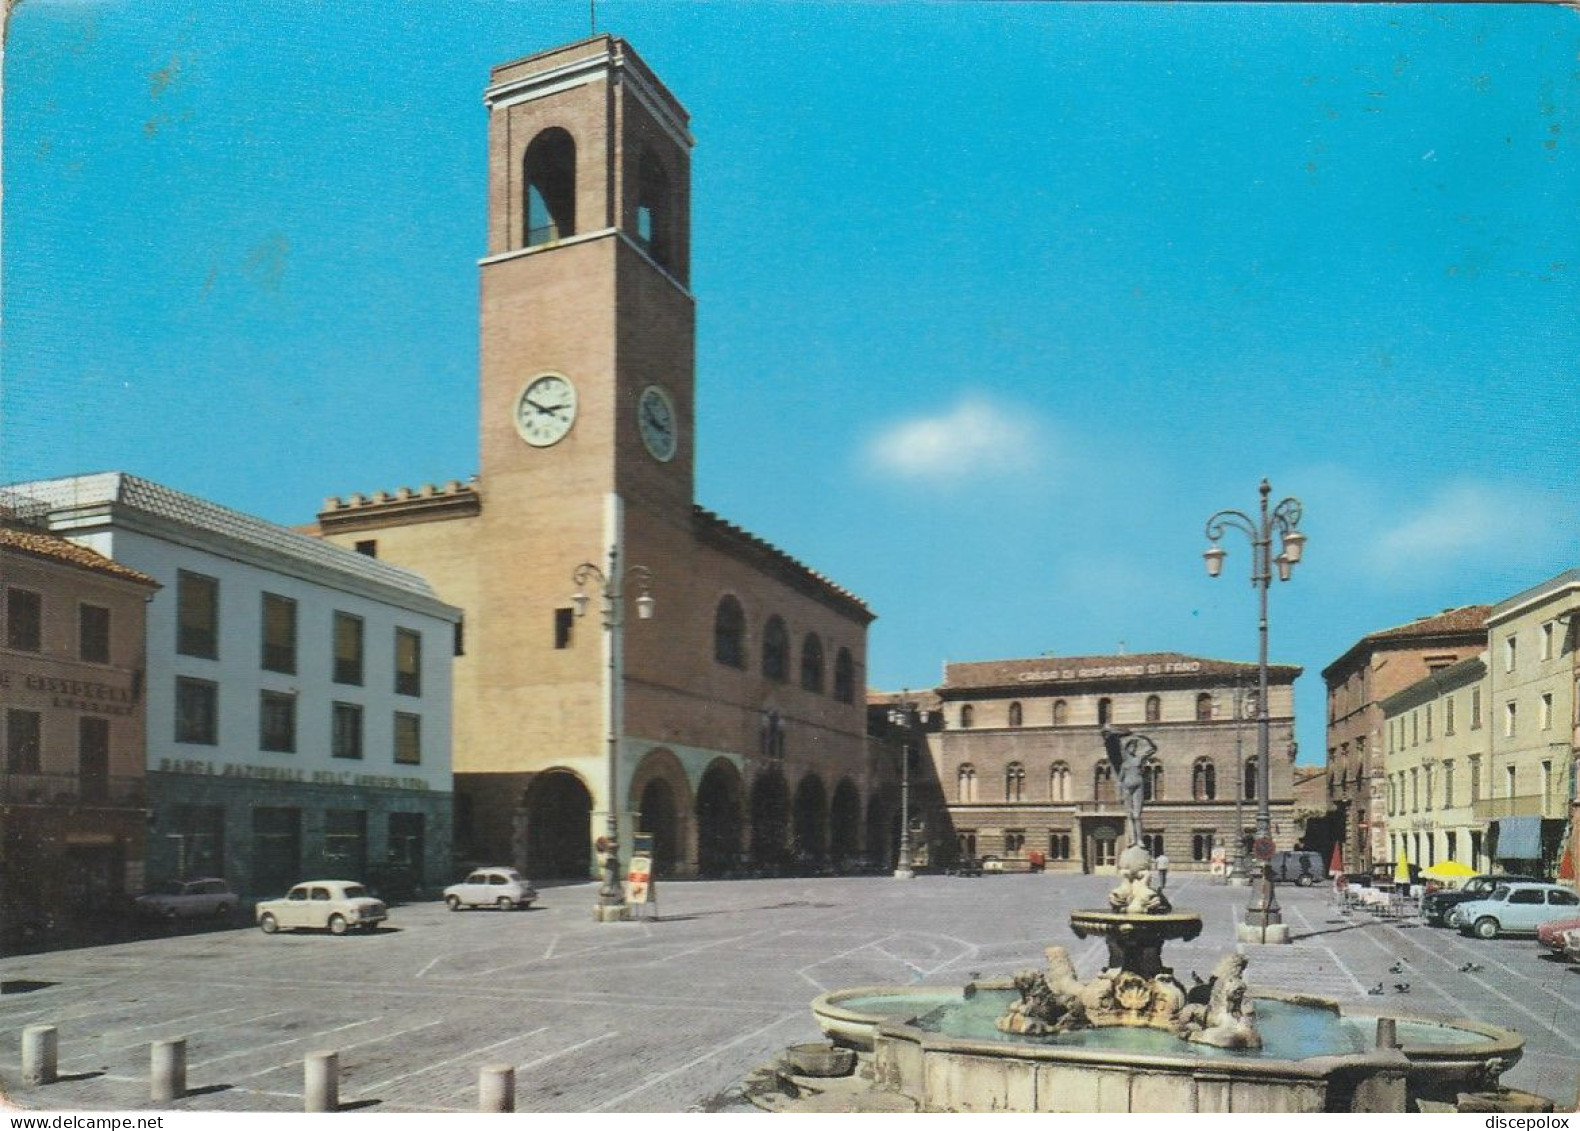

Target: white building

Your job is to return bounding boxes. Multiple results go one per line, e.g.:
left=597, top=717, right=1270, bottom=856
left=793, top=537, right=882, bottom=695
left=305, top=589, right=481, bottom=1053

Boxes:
left=10, top=474, right=462, bottom=897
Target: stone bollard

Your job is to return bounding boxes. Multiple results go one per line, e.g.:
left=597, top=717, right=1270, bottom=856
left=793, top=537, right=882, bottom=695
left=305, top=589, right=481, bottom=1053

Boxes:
left=305, top=1050, right=339, bottom=1113
left=151, top=1038, right=187, bottom=1102
left=1375, top=1017, right=1399, bottom=1049
left=479, top=1064, right=515, bottom=1113
left=22, top=1026, right=58, bottom=1086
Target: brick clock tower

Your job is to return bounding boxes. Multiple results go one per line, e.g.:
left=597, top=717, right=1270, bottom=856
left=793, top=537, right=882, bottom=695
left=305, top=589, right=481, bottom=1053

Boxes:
left=318, top=36, right=873, bottom=883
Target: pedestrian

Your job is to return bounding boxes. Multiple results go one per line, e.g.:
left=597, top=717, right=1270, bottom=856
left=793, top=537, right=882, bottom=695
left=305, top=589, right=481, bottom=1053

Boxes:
left=1153, top=852, right=1170, bottom=891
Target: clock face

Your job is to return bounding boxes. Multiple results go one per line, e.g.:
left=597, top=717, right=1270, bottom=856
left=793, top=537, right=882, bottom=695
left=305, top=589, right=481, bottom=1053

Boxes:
left=514, top=374, right=577, bottom=447
left=638, top=385, right=678, bottom=462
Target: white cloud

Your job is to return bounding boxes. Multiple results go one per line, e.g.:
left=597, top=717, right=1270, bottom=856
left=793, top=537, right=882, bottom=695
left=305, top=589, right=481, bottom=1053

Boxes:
left=864, top=397, right=1043, bottom=483
left=1369, top=481, right=1556, bottom=572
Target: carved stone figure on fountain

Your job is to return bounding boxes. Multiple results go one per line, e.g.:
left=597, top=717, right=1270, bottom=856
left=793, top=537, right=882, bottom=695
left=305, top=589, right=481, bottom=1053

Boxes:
left=1101, top=724, right=1157, bottom=848
left=1178, top=952, right=1263, bottom=1049
left=1109, top=844, right=1172, bottom=915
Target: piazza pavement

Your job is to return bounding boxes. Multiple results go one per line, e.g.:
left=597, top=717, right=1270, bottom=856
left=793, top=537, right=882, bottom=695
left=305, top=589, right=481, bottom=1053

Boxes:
left=1, top=871, right=1578, bottom=1113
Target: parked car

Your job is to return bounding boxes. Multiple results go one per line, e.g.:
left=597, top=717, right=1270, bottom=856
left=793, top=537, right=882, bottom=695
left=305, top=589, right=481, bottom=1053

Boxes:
left=1426, top=873, right=1542, bottom=927
left=134, top=878, right=237, bottom=921
left=364, top=863, right=421, bottom=905
left=1562, top=928, right=1580, bottom=963
left=1268, top=850, right=1326, bottom=886
left=1454, top=882, right=1580, bottom=939
left=256, top=880, right=387, bottom=935
left=1537, top=915, right=1580, bottom=953
left=443, top=868, right=537, bottom=911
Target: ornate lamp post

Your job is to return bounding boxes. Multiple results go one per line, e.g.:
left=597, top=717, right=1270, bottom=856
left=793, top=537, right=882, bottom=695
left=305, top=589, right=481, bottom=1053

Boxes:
left=1203, top=479, right=1306, bottom=944
left=889, top=692, right=917, bottom=880
left=572, top=545, right=654, bottom=923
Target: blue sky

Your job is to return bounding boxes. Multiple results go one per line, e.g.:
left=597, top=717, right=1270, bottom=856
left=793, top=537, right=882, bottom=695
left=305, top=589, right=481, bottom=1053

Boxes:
left=5, top=1, right=1578, bottom=765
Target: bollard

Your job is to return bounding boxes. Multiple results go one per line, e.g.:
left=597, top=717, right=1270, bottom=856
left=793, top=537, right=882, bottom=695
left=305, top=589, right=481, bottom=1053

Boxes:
left=22, top=1026, right=58, bottom=1086
left=151, top=1038, right=187, bottom=1102
left=1375, top=1017, right=1399, bottom=1050
left=305, top=1050, right=339, bottom=1113
left=479, top=1064, right=515, bottom=1113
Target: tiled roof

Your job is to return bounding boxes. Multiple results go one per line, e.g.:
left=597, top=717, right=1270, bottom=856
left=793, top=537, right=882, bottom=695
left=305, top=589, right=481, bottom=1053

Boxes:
left=1364, top=605, right=1492, bottom=642
left=867, top=688, right=944, bottom=712
left=0, top=525, right=157, bottom=586
left=693, top=505, right=873, bottom=623
left=5, top=473, right=452, bottom=610
left=943, top=651, right=1300, bottom=692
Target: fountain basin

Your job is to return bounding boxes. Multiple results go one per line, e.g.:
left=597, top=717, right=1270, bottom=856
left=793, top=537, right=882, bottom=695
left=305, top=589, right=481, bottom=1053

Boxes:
left=811, top=984, right=1523, bottom=1113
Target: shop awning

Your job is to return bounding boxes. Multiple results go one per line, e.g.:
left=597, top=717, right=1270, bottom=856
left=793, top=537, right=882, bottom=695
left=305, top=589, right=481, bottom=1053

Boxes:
left=1496, top=816, right=1542, bottom=860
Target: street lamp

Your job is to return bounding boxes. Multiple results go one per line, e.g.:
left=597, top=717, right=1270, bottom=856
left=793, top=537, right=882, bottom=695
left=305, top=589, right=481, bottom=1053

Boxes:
left=1203, top=478, right=1306, bottom=944
left=888, top=691, right=917, bottom=880
left=572, top=545, right=654, bottom=923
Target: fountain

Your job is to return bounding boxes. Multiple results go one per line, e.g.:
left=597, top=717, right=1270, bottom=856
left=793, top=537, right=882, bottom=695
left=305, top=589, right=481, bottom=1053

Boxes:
left=754, top=726, right=1535, bottom=1114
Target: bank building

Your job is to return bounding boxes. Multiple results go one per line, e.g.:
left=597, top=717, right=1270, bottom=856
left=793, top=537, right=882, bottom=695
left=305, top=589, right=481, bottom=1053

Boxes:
left=311, top=37, right=877, bottom=879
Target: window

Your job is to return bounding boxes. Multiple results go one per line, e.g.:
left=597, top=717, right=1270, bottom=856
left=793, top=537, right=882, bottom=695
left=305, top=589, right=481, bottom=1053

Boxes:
left=956, top=763, right=976, bottom=803
left=1540, top=692, right=1553, bottom=730
left=333, top=612, right=364, bottom=686
left=1470, top=756, right=1482, bottom=802
left=1509, top=888, right=1544, bottom=906
left=1505, top=764, right=1517, bottom=798
left=5, top=588, right=42, bottom=652
left=1008, top=701, right=1023, bottom=727
left=1386, top=775, right=1395, bottom=817
left=332, top=702, right=363, bottom=760
left=1445, top=695, right=1456, bottom=736
left=635, top=149, right=672, bottom=268
left=546, top=607, right=571, bottom=650
left=1551, top=889, right=1580, bottom=907
left=1542, top=622, right=1555, bottom=660
left=395, top=628, right=422, bottom=696
left=833, top=648, right=855, bottom=704
left=1049, top=832, right=1072, bottom=860
left=1097, top=698, right=1112, bottom=726
left=1445, top=830, right=1458, bottom=863
left=354, top=539, right=377, bottom=557
left=1243, top=757, right=1258, bottom=801
left=1052, top=699, right=1068, bottom=725
left=714, top=597, right=745, bottom=669
left=1504, top=700, right=1517, bottom=738
left=6, top=709, right=41, bottom=773
left=960, top=704, right=975, bottom=729
left=1142, top=762, right=1163, bottom=802
left=1471, top=687, right=1482, bottom=729
left=262, top=594, right=297, bottom=673
left=1410, top=768, right=1419, bottom=812
left=324, top=810, right=368, bottom=877
left=800, top=633, right=824, bottom=693
left=75, top=717, right=106, bottom=802
left=1424, top=704, right=1432, bottom=741
left=761, top=616, right=789, bottom=682
left=524, top=127, right=576, bottom=246
left=1142, top=833, right=1164, bottom=857
left=1443, top=761, right=1455, bottom=808
left=177, top=571, right=219, bottom=659
left=1004, top=831, right=1026, bottom=855
left=1192, top=830, right=1216, bottom=863
left=1411, top=710, right=1418, bottom=746
left=1192, top=758, right=1217, bottom=801
left=175, top=678, right=218, bottom=745
left=1145, top=695, right=1161, bottom=723
left=79, top=604, right=110, bottom=663
left=1195, top=693, right=1213, bottom=722
left=1095, top=761, right=1116, bottom=803
left=1505, top=634, right=1517, bottom=672
left=454, top=619, right=466, bottom=657
left=1049, top=762, right=1070, bottom=802
left=1424, top=765, right=1433, bottom=811
left=1005, top=762, right=1025, bottom=802
left=394, top=712, right=421, bottom=765
left=259, top=691, right=296, bottom=753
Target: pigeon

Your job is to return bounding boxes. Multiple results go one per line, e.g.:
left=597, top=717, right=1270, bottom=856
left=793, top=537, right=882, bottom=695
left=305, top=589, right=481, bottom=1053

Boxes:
left=1393, top=983, right=1411, bottom=994
left=1367, top=983, right=1385, bottom=995
left=1388, top=961, right=1406, bottom=973
left=1459, top=962, right=1484, bottom=973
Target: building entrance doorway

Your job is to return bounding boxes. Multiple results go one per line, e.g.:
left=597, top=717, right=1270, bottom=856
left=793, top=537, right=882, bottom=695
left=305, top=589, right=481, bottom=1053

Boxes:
left=1081, top=818, right=1122, bottom=874
left=523, top=771, right=593, bottom=879
left=695, top=761, right=742, bottom=877
left=749, top=771, right=788, bottom=871
left=638, top=778, right=678, bottom=877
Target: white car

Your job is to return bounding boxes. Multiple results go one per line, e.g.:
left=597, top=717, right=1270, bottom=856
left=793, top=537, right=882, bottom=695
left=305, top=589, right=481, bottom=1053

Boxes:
left=444, top=867, right=537, bottom=911
left=256, top=880, right=388, bottom=935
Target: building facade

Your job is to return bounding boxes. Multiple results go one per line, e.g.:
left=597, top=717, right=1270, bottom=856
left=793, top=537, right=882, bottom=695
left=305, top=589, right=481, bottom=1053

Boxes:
left=9, top=474, right=461, bottom=897
left=1322, top=605, right=1491, bottom=873
left=312, top=37, right=874, bottom=879
left=1, top=515, right=158, bottom=944
left=934, top=652, right=1300, bottom=873
left=1482, top=570, right=1580, bottom=874
left=1380, top=654, right=1488, bottom=873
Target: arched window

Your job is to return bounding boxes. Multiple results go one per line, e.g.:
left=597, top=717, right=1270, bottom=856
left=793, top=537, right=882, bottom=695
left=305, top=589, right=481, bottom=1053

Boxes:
left=1005, top=762, right=1025, bottom=802
left=524, top=128, right=576, bottom=247
left=960, top=704, right=975, bottom=729
left=1243, top=757, right=1259, bottom=801
left=1195, top=693, right=1213, bottom=722
left=1049, top=761, right=1070, bottom=802
left=832, top=648, right=855, bottom=704
left=799, top=633, right=824, bottom=693
left=713, top=596, right=745, bottom=669
left=1052, top=699, right=1068, bottom=725
left=1008, top=701, right=1023, bottom=727
left=957, top=763, right=976, bottom=803
left=762, top=616, right=789, bottom=682
left=1145, top=695, right=1161, bottom=723
left=1143, top=762, right=1163, bottom=802
left=1097, top=698, right=1113, bottom=726
left=1095, top=761, right=1116, bottom=803
left=1192, top=757, right=1217, bottom=801
left=636, top=149, right=673, bottom=268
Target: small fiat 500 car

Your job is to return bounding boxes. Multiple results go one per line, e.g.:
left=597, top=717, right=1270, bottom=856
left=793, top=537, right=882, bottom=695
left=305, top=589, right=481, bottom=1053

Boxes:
left=135, top=878, right=237, bottom=921
left=256, top=880, right=388, bottom=935
left=444, top=867, right=537, bottom=911
left=1455, top=882, right=1580, bottom=939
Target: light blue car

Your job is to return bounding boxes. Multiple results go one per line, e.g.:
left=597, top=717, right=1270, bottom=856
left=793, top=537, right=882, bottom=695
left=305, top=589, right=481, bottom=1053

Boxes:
left=1455, top=882, right=1580, bottom=939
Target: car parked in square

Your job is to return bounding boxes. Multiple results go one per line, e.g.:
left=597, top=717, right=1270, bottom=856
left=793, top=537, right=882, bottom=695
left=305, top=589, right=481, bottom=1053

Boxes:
left=1455, top=882, right=1580, bottom=939
left=134, top=878, right=237, bottom=921
left=443, top=868, right=537, bottom=911
left=1424, top=873, right=1542, bottom=927
left=256, top=880, right=388, bottom=935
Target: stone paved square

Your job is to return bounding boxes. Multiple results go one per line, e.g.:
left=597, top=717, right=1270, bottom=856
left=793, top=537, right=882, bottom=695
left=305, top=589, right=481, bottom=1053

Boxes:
left=2, top=873, right=1577, bottom=1112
